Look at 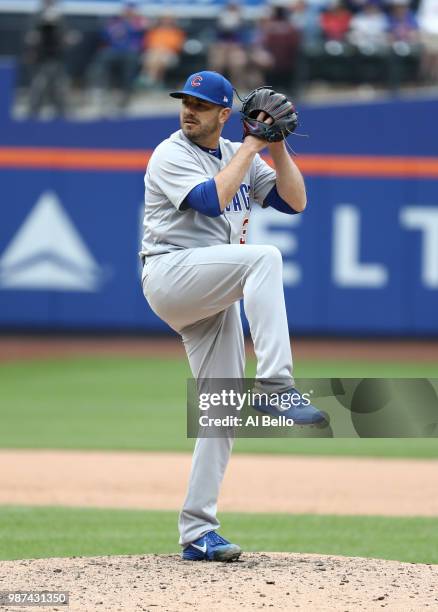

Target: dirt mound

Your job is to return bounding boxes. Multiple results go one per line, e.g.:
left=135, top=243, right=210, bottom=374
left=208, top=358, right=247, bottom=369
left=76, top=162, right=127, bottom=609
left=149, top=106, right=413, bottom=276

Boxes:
left=1, top=552, right=437, bottom=611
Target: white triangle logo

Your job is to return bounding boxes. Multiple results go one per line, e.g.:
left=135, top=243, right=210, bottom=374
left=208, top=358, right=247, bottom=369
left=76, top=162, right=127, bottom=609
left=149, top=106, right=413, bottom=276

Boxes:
left=0, top=191, right=104, bottom=292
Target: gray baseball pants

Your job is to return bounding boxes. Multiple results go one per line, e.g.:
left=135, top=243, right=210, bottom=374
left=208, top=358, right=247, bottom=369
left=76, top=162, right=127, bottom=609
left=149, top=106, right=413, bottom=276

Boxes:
left=142, top=244, right=294, bottom=546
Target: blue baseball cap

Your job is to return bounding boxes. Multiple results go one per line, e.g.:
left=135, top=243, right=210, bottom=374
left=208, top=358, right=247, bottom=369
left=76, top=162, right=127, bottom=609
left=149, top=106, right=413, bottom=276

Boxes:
left=170, top=71, right=233, bottom=108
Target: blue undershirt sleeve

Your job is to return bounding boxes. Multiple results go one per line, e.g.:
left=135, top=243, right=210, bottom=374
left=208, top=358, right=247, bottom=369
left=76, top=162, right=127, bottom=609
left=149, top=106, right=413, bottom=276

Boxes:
left=263, top=184, right=300, bottom=215
left=181, top=178, right=221, bottom=217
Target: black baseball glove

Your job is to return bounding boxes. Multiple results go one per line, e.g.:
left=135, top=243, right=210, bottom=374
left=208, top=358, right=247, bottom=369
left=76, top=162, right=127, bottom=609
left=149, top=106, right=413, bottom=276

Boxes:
left=241, top=86, right=298, bottom=143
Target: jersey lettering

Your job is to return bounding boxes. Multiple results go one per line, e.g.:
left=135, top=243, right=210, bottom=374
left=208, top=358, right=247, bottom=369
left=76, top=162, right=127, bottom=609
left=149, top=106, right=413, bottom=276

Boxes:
left=232, top=194, right=242, bottom=211
left=225, top=183, right=250, bottom=213
left=239, top=184, right=250, bottom=211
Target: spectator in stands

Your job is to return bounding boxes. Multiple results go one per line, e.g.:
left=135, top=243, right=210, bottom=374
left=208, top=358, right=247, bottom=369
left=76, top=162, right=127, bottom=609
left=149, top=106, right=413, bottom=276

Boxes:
left=320, top=0, right=352, bottom=41
left=24, top=0, right=70, bottom=117
left=207, top=1, right=249, bottom=90
left=417, top=0, right=438, bottom=82
left=346, top=0, right=389, bottom=88
left=313, top=0, right=353, bottom=88
left=387, top=0, right=419, bottom=44
left=140, top=16, right=186, bottom=90
left=348, top=0, right=388, bottom=49
left=242, top=16, right=275, bottom=89
left=291, top=0, right=323, bottom=48
left=255, top=5, right=301, bottom=92
left=92, top=1, right=147, bottom=110
left=386, top=0, right=421, bottom=89
left=288, top=0, right=324, bottom=95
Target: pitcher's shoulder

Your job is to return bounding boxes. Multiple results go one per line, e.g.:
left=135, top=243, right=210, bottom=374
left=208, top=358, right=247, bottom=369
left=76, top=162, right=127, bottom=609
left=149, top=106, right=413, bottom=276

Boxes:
left=149, top=131, right=194, bottom=165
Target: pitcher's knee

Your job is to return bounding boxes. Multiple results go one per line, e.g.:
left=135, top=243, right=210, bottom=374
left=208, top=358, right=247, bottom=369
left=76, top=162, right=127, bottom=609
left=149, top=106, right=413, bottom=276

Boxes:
left=258, top=245, right=283, bottom=269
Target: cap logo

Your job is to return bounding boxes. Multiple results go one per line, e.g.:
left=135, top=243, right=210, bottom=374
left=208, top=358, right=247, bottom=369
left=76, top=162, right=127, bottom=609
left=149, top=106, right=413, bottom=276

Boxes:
left=191, top=75, right=203, bottom=87
left=223, top=96, right=228, bottom=102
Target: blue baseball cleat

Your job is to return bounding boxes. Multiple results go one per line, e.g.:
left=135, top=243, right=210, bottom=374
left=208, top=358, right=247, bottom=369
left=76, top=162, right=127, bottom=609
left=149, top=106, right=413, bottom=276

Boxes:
left=182, top=531, right=242, bottom=562
left=252, top=387, right=327, bottom=425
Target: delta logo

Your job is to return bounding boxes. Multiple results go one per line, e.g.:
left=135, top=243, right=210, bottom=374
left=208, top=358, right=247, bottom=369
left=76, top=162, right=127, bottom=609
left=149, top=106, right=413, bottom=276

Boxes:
left=0, top=191, right=107, bottom=292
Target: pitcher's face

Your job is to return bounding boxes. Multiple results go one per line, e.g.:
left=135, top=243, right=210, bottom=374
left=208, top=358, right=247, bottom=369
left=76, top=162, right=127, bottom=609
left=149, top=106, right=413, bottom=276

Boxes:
left=180, top=96, right=230, bottom=146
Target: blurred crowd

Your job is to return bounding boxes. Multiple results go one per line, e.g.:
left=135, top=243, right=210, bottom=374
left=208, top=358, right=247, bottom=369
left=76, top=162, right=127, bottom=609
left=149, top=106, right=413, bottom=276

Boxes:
left=19, top=0, right=438, bottom=117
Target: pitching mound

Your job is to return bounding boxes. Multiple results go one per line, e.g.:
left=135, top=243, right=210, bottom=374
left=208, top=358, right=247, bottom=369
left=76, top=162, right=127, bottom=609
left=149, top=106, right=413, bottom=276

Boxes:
left=1, top=552, right=437, bottom=611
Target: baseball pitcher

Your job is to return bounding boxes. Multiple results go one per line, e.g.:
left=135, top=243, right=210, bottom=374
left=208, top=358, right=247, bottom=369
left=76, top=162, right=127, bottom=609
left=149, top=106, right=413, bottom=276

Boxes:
left=140, top=71, right=325, bottom=562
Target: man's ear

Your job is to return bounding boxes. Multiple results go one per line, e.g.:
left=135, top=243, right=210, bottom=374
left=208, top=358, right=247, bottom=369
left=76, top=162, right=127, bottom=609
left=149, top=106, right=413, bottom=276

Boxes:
left=219, top=107, right=232, bottom=126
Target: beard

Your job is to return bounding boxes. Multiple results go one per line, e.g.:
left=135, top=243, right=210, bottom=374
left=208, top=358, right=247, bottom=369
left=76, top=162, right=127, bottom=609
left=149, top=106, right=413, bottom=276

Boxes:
left=181, top=116, right=220, bottom=145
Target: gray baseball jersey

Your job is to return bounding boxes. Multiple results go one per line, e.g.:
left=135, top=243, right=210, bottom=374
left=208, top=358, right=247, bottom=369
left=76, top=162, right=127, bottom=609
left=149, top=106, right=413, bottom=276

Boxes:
left=140, top=129, right=276, bottom=257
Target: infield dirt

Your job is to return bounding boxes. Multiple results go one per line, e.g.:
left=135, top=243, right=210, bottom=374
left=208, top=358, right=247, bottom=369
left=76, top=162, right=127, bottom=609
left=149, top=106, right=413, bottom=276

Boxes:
left=0, top=336, right=437, bottom=362
left=1, top=450, right=438, bottom=516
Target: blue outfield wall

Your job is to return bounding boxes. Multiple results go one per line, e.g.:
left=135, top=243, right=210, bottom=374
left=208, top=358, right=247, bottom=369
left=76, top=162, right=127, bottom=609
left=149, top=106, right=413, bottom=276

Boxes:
left=0, top=72, right=437, bottom=335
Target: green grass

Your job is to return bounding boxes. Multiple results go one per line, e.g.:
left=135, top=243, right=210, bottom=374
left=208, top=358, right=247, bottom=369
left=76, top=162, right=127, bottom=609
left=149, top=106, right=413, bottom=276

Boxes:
left=0, top=506, right=437, bottom=564
left=0, top=356, right=437, bottom=457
